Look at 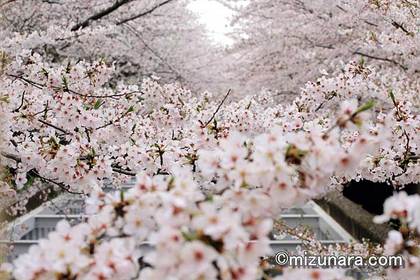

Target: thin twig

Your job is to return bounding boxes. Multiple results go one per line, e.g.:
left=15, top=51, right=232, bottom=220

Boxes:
left=353, top=51, right=408, bottom=71
left=121, top=23, right=184, bottom=82
left=201, top=89, right=232, bottom=128
left=117, top=0, right=175, bottom=25
left=37, top=118, right=71, bottom=135
left=29, top=170, right=85, bottom=195
left=7, top=73, right=139, bottom=98
left=392, top=21, right=414, bottom=36
left=12, top=91, right=25, bottom=113
left=0, top=0, right=16, bottom=9
left=7, top=74, right=43, bottom=89
left=315, top=92, right=337, bottom=112
left=71, top=0, right=133, bottom=31
left=112, top=166, right=136, bottom=176
left=95, top=106, right=133, bottom=130
left=1, top=152, right=21, bottom=162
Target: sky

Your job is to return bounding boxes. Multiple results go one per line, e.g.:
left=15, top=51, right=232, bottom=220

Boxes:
left=188, top=0, right=235, bottom=46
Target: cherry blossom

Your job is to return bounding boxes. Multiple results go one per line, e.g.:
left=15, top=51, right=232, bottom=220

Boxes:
left=373, top=192, right=420, bottom=224
left=0, top=0, right=419, bottom=279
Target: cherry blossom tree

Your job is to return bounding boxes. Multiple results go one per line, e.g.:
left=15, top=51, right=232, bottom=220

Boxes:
left=0, top=0, right=227, bottom=92
left=0, top=0, right=418, bottom=279
left=1, top=55, right=418, bottom=278
left=220, top=0, right=419, bottom=98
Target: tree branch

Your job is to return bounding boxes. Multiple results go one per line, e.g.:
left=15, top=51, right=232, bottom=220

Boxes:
left=12, top=91, right=25, bottom=113
left=28, top=170, right=85, bottom=195
left=200, top=89, right=232, bottom=128
left=1, top=152, right=21, bottom=163
left=71, top=0, right=133, bottom=31
left=112, top=166, right=136, bottom=176
left=2, top=151, right=135, bottom=188
left=95, top=106, right=134, bottom=130
left=0, top=0, right=15, bottom=9
left=353, top=51, right=408, bottom=71
left=7, top=74, right=43, bottom=89
left=0, top=153, right=86, bottom=196
left=37, top=118, right=71, bottom=135
left=392, top=21, right=414, bottom=37
left=117, top=0, right=175, bottom=25
left=121, top=23, right=185, bottom=82
left=7, top=73, right=139, bottom=98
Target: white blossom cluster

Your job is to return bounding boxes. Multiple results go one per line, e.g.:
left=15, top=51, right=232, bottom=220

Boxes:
left=0, top=0, right=226, bottom=93
left=0, top=0, right=418, bottom=279
left=374, top=192, right=420, bottom=279
left=223, top=0, right=419, bottom=95
left=0, top=53, right=418, bottom=278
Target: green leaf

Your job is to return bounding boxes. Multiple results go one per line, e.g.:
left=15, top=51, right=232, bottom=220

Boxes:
left=205, top=193, right=214, bottom=202
left=22, top=174, right=35, bottom=190
left=127, top=105, right=134, bottom=113
left=93, top=100, right=103, bottom=110
left=181, top=230, right=197, bottom=241
left=65, top=61, right=71, bottom=74
left=388, top=89, right=397, bottom=106
left=0, top=95, right=9, bottom=103
left=41, top=68, right=49, bottom=78
left=61, top=75, right=69, bottom=90
left=354, top=100, right=375, bottom=115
